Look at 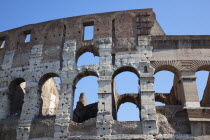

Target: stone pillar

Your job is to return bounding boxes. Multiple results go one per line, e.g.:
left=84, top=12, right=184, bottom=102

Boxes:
left=0, top=88, right=9, bottom=119
left=140, top=74, right=157, bottom=135
left=54, top=39, right=76, bottom=139
left=54, top=81, right=74, bottom=139
left=17, top=82, right=40, bottom=140
left=180, top=71, right=200, bottom=108
left=97, top=37, right=113, bottom=136
left=97, top=78, right=113, bottom=136
left=137, top=35, right=157, bottom=134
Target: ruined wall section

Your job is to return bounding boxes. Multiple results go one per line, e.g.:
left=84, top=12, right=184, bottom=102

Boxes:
left=0, top=9, right=210, bottom=140
left=0, top=9, right=161, bottom=69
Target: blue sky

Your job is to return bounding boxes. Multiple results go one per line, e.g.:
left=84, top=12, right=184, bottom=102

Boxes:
left=1, top=0, right=210, bottom=121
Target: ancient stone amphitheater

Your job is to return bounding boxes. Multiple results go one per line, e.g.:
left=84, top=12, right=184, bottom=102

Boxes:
left=0, top=8, right=210, bottom=140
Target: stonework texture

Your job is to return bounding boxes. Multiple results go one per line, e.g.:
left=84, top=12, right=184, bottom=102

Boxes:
left=0, top=8, right=210, bottom=140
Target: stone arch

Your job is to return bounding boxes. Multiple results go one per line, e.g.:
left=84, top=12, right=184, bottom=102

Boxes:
left=155, top=93, right=169, bottom=105
left=38, top=73, right=60, bottom=87
left=112, top=66, right=140, bottom=79
left=117, top=94, right=141, bottom=110
left=72, top=70, right=99, bottom=123
left=197, top=65, right=210, bottom=72
left=154, top=65, right=180, bottom=76
left=8, top=78, right=26, bottom=117
left=73, top=70, right=99, bottom=86
left=38, top=73, right=60, bottom=116
left=112, top=66, right=140, bottom=120
left=151, top=60, right=182, bottom=76
left=75, top=45, right=99, bottom=64
left=117, top=99, right=141, bottom=121
left=154, top=65, right=182, bottom=105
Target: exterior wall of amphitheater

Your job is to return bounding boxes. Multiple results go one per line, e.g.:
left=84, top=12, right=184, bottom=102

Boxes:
left=0, top=9, right=210, bottom=140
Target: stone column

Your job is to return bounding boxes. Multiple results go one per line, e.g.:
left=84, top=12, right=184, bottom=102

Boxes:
left=96, top=37, right=113, bottom=136
left=17, top=82, right=40, bottom=140
left=180, top=71, right=200, bottom=108
left=97, top=78, right=113, bottom=136
left=137, top=35, right=157, bottom=134
left=54, top=81, right=74, bottom=139
left=54, top=39, right=76, bottom=139
left=0, top=87, right=9, bottom=119
left=140, top=74, right=157, bottom=135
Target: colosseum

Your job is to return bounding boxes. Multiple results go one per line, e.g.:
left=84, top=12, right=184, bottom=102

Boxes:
left=0, top=8, right=210, bottom=140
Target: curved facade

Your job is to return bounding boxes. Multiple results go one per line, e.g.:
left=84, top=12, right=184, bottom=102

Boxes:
left=0, top=8, right=210, bottom=140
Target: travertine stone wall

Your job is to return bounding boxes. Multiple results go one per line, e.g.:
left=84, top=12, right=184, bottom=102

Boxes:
left=0, top=9, right=210, bottom=140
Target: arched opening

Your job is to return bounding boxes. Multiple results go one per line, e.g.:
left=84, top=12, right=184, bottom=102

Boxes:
left=114, top=71, right=139, bottom=95
left=113, top=66, right=140, bottom=95
left=77, top=52, right=99, bottom=66
left=196, top=70, right=210, bottom=107
left=154, top=70, right=174, bottom=106
left=112, top=67, right=140, bottom=121
left=117, top=103, right=140, bottom=121
left=8, top=78, right=26, bottom=117
left=75, top=45, right=99, bottom=66
left=38, top=73, right=60, bottom=116
left=154, top=65, right=183, bottom=106
left=73, top=72, right=99, bottom=123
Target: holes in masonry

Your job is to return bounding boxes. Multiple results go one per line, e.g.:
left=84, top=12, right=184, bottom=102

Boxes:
left=144, top=66, right=148, bottom=73
left=112, top=54, right=116, bottom=65
left=83, top=22, right=94, bottom=40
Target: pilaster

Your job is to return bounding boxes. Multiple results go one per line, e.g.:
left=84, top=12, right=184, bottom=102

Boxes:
left=180, top=71, right=200, bottom=108
left=96, top=37, right=113, bottom=137
left=138, top=35, right=157, bottom=134
left=97, top=78, right=113, bottom=136
left=54, top=81, right=73, bottom=139
left=140, top=74, right=157, bottom=135
left=54, top=40, right=77, bottom=139
left=17, top=81, right=39, bottom=140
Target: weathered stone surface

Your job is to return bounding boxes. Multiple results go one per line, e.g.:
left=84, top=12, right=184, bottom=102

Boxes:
left=0, top=8, right=210, bottom=140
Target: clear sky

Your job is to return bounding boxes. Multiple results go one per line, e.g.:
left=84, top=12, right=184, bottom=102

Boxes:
left=1, top=0, right=210, bottom=121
